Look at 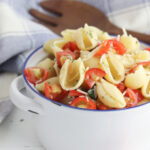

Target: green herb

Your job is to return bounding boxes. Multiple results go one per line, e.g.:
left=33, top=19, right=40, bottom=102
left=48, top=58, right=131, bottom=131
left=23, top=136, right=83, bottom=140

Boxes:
left=88, top=87, right=97, bottom=100
left=66, top=56, right=74, bottom=62
left=89, top=32, right=93, bottom=38
left=85, top=31, right=93, bottom=38
left=63, top=56, right=68, bottom=60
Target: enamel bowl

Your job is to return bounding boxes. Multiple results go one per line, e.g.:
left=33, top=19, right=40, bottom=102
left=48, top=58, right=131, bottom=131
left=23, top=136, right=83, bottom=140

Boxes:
left=10, top=44, right=150, bottom=150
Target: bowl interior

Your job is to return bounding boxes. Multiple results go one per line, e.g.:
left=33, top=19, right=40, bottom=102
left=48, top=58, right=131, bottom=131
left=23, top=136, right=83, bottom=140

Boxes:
left=25, top=46, right=48, bottom=68
left=23, top=42, right=150, bottom=112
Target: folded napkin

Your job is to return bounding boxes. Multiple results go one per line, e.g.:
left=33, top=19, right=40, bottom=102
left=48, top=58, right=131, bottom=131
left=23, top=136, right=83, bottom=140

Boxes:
left=0, top=0, right=59, bottom=123
left=0, top=0, right=150, bottom=123
left=0, top=0, right=59, bottom=73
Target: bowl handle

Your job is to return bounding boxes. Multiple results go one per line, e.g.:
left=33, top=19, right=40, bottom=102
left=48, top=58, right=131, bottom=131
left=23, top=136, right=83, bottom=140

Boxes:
left=9, top=75, right=44, bottom=115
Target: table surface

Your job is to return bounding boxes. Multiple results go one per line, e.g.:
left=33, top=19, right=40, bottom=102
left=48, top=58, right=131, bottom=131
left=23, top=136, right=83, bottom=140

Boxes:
left=0, top=72, right=45, bottom=150
left=0, top=106, right=45, bottom=150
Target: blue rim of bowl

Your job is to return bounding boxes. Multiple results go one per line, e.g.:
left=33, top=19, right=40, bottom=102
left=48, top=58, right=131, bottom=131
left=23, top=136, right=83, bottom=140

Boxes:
left=23, top=43, right=150, bottom=112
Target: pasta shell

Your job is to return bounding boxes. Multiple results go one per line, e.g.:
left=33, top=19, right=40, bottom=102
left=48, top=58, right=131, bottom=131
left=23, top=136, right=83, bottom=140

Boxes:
left=35, top=77, right=59, bottom=93
left=81, top=46, right=101, bottom=68
left=53, top=61, right=60, bottom=76
left=61, top=24, right=110, bottom=45
left=100, top=53, right=125, bottom=84
left=62, top=25, right=97, bottom=50
left=37, top=58, right=56, bottom=77
left=84, top=24, right=110, bottom=40
left=44, top=38, right=66, bottom=56
left=61, top=24, right=110, bottom=51
left=125, top=65, right=147, bottom=89
left=96, top=79, right=126, bottom=108
left=120, top=34, right=140, bottom=53
left=61, top=29, right=77, bottom=41
left=80, top=51, right=90, bottom=59
left=119, top=54, right=135, bottom=69
left=59, top=58, right=85, bottom=90
left=134, top=50, right=150, bottom=63
left=141, top=76, right=150, bottom=98
left=72, top=28, right=97, bottom=50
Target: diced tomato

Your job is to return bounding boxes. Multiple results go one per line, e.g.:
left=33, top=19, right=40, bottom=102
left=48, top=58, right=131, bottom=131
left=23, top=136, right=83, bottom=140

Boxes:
left=97, top=103, right=110, bottom=110
left=24, top=67, right=49, bottom=85
left=94, top=39, right=126, bottom=57
left=129, top=61, right=150, bottom=73
left=54, top=90, right=68, bottom=101
left=56, top=50, right=76, bottom=67
left=70, top=97, right=96, bottom=109
left=116, top=82, right=126, bottom=93
left=85, top=68, right=106, bottom=88
left=63, top=41, right=79, bottom=51
left=112, top=39, right=126, bottom=55
left=62, top=41, right=80, bottom=58
left=129, top=65, right=138, bottom=73
left=125, top=88, right=138, bottom=107
left=134, top=89, right=144, bottom=102
left=94, top=40, right=111, bottom=57
left=45, top=82, right=67, bottom=101
left=68, top=90, right=85, bottom=97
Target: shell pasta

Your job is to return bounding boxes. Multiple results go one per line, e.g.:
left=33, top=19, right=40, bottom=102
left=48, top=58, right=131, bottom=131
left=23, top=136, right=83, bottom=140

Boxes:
left=24, top=24, right=150, bottom=110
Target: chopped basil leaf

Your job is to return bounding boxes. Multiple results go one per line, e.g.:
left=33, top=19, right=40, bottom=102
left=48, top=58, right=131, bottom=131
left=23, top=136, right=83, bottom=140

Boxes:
left=88, top=87, right=97, bottom=100
left=89, top=32, right=93, bottom=38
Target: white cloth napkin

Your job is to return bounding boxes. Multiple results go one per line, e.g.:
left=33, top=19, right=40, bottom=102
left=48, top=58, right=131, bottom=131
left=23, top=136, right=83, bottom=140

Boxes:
left=0, top=0, right=150, bottom=123
left=0, top=0, right=59, bottom=73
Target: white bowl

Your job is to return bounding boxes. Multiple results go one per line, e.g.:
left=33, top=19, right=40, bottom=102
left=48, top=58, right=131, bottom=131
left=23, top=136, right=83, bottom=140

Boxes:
left=10, top=44, right=150, bottom=150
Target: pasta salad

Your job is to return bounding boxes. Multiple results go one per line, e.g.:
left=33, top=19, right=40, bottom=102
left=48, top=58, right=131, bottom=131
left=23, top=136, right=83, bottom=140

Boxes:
left=24, top=24, right=150, bottom=110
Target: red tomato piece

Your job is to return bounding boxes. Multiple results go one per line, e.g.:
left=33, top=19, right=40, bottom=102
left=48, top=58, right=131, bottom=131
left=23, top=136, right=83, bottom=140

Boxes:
left=125, top=88, right=138, bottom=107
left=116, top=82, right=126, bottom=93
left=70, top=97, right=96, bottom=109
left=45, top=83, right=60, bottom=100
left=94, top=39, right=126, bottom=57
left=44, top=82, right=67, bottom=101
left=54, top=90, right=68, bottom=101
left=130, top=89, right=144, bottom=102
left=56, top=50, right=76, bottom=67
left=112, top=39, right=126, bottom=55
left=63, top=41, right=79, bottom=51
left=129, top=65, right=139, bottom=73
left=94, top=40, right=111, bottom=57
left=24, top=67, right=49, bottom=85
left=129, top=61, right=150, bottom=73
left=97, top=103, right=110, bottom=110
left=68, top=90, right=85, bottom=97
left=62, top=41, right=80, bottom=58
left=85, top=68, right=106, bottom=88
